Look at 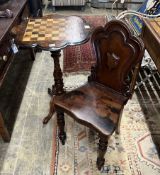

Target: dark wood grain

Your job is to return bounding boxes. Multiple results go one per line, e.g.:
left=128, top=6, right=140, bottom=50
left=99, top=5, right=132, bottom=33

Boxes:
left=0, top=0, right=28, bottom=42
left=0, top=0, right=30, bottom=142
left=54, top=19, right=145, bottom=170
left=89, top=20, right=144, bottom=97
left=0, top=0, right=30, bottom=85
left=55, top=83, right=127, bottom=135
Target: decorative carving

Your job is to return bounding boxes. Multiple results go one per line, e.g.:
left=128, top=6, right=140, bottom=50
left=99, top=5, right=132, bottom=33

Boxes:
left=44, top=50, right=65, bottom=124
left=90, top=20, right=144, bottom=96
left=51, top=50, right=64, bottom=96
left=123, top=75, right=131, bottom=97
left=106, top=52, right=120, bottom=71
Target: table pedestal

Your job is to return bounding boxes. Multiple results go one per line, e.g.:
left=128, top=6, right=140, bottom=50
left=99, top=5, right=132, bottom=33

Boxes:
left=43, top=50, right=65, bottom=124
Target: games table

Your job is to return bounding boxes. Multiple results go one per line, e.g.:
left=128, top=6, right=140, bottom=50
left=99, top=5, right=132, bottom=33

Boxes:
left=15, top=14, right=92, bottom=124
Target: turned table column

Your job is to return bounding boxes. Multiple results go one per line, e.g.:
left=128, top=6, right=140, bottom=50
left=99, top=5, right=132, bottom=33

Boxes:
left=43, top=50, right=65, bottom=124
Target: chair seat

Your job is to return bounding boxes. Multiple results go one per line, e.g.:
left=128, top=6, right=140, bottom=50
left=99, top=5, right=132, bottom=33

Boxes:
left=54, top=82, right=127, bottom=135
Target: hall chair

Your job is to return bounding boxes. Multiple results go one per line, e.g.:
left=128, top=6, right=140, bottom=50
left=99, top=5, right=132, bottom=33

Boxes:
left=54, top=20, right=145, bottom=170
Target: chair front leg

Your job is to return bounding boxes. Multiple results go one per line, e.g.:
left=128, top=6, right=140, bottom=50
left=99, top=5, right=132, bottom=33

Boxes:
left=57, top=111, right=66, bottom=145
left=97, top=134, right=109, bottom=170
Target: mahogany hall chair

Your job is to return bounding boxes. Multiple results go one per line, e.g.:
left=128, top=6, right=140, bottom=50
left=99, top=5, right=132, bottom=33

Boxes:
left=54, top=19, right=145, bottom=170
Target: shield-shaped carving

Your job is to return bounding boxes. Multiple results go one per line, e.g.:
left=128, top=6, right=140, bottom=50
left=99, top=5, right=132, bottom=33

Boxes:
left=106, top=52, right=120, bottom=71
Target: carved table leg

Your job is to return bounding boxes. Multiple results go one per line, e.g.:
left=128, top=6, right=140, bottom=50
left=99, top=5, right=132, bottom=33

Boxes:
left=48, top=50, right=64, bottom=96
left=97, top=135, right=109, bottom=170
left=0, top=112, right=10, bottom=142
left=43, top=50, right=65, bottom=124
left=57, top=111, right=66, bottom=145
left=43, top=97, right=55, bottom=124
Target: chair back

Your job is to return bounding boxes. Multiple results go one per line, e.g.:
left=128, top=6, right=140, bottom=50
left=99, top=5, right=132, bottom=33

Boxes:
left=89, top=20, right=145, bottom=97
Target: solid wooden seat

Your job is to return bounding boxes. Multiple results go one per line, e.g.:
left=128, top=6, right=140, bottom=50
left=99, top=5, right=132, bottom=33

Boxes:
left=54, top=19, right=145, bottom=170
left=55, top=82, right=128, bottom=135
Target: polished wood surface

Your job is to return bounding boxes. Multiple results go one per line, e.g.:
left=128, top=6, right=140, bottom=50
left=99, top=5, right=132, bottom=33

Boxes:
left=0, top=0, right=28, bottom=42
left=0, top=0, right=29, bottom=142
left=16, top=15, right=92, bottom=51
left=54, top=20, right=145, bottom=170
left=142, top=18, right=160, bottom=72
left=55, top=83, right=127, bottom=135
left=0, top=0, right=29, bottom=84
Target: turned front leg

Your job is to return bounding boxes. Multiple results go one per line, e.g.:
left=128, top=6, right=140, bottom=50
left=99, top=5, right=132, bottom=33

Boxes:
left=97, top=135, right=109, bottom=170
left=57, top=111, right=66, bottom=145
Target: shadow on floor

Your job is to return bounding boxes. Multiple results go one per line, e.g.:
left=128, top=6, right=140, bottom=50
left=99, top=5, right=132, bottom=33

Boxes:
left=135, top=68, right=160, bottom=155
left=0, top=49, right=34, bottom=136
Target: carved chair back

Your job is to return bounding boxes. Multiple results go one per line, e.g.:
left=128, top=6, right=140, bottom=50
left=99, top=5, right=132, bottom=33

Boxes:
left=89, top=20, right=144, bottom=98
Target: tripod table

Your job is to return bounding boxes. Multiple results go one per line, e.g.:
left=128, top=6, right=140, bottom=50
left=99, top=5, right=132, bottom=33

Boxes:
left=15, top=14, right=92, bottom=124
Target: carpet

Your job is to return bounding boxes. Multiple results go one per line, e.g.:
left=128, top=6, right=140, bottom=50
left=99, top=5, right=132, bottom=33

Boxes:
left=50, top=76, right=160, bottom=175
left=63, top=15, right=107, bottom=73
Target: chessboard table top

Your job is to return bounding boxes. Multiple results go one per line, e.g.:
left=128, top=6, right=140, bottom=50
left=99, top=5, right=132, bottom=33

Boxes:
left=15, top=14, right=92, bottom=51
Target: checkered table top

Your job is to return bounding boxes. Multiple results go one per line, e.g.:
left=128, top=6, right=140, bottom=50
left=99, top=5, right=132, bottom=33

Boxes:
left=23, top=18, right=67, bottom=42
left=17, top=15, right=91, bottom=50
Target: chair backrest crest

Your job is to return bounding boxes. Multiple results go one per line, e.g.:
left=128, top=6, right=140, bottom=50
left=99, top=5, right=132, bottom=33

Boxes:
left=89, top=20, right=144, bottom=97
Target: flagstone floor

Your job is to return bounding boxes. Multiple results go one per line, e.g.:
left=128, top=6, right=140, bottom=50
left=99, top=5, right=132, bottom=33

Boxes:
left=0, top=2, right=160, bottom=175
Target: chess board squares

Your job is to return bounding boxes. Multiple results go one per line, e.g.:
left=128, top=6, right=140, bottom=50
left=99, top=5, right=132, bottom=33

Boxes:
left=22, top=33, right=32, bottom=41
left=23, top=18, right=67, bottom=42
